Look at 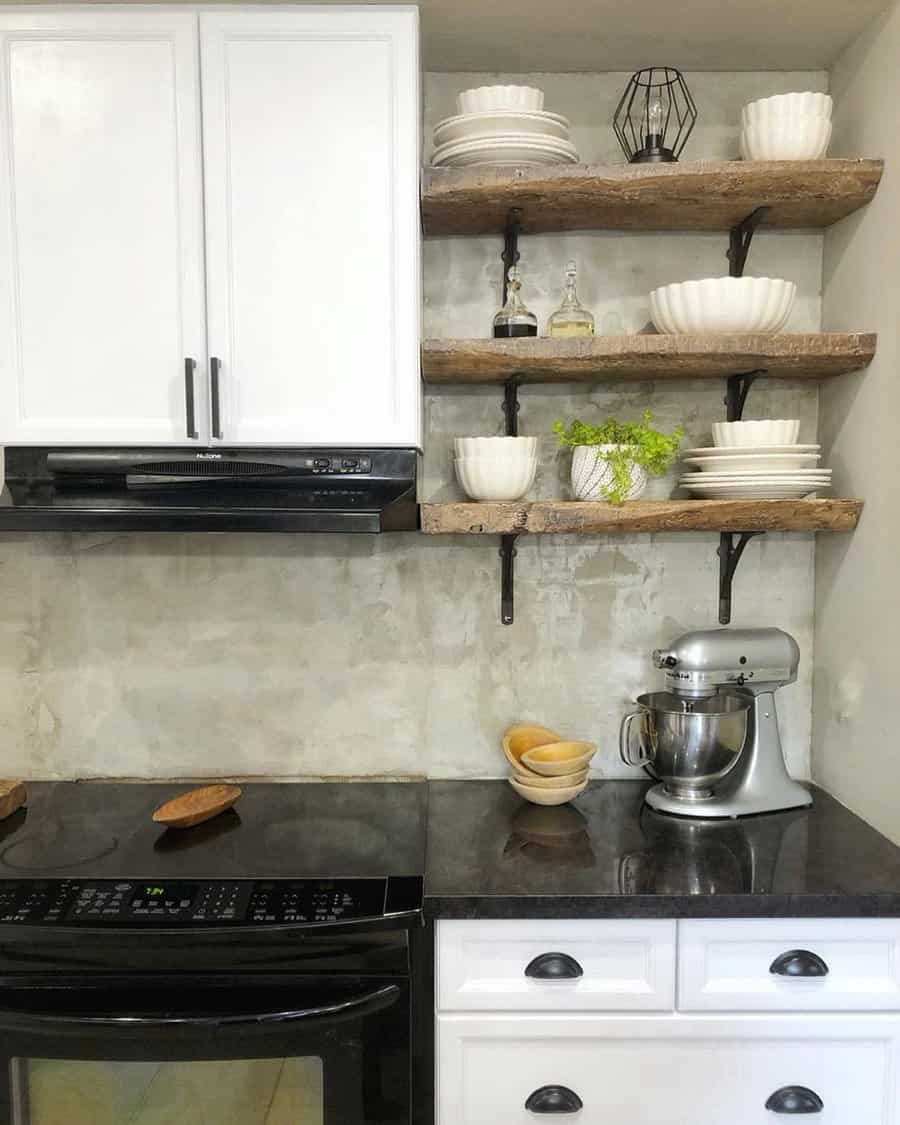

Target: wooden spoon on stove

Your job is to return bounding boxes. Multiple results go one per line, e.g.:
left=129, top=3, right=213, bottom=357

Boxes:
left=152, top=784, right=242, bottom=829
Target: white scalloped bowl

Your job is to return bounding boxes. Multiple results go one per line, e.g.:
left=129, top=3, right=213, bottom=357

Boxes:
left=742, top=92, right=832, bottom=127
left=454, top=457, right=537, bottom=501
left=649, top=277, right=796, bottom=335
left=711, top=420, right=801, bottom=448
left=457, top=85, right=544, bottom=115
left=454, top=436, right=538, bottom=458
left=741, top=118, right=831, bottom=161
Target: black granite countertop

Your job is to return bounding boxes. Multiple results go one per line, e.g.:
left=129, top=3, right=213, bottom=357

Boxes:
left=424, top=780, right=900, bottom=918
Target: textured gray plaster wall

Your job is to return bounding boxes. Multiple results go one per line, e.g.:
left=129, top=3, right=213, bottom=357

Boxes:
left=0, top=70, right=826, bottom=780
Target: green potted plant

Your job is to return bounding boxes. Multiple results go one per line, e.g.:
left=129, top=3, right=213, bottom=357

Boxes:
left=552, top=410, right=683, bottom=505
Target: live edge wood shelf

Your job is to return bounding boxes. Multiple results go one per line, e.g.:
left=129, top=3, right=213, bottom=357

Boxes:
left=421, top=159, right=884, bottom=236
left=420, top=500, right=864, bottom=536
left=422, top=334, right=876, bottom=384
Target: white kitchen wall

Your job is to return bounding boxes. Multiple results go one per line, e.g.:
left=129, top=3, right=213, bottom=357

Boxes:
left=0, top=69, right=827, bottom=781
left=814, top=4, right=900, bottom=842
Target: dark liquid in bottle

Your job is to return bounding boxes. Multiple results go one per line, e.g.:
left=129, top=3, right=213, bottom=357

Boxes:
left=493, top=324, right=538, bottom=338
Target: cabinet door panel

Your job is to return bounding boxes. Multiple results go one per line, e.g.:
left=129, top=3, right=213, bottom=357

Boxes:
left=438, top=1014, right=898, bottom=1125
left=0, top=10, right=207, bottom=445
left=200, top=8, right=420, bottom=447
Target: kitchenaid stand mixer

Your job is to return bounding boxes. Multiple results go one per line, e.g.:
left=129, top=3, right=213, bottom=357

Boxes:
left=621, top=627, right=812, bottom=818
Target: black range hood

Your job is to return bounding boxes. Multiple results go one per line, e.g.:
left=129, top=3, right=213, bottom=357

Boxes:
left=0, top=448, right=419, bottom=533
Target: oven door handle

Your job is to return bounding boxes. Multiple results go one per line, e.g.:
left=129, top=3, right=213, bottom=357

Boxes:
left=0, top=983, right=401, bottom=1031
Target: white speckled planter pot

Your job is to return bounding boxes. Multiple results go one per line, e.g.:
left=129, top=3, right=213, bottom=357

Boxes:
left=570, top=444, right=647, bottom=502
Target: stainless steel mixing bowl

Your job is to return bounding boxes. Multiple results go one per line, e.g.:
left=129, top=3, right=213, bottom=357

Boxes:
left=620, top=691, right=752, bottom=800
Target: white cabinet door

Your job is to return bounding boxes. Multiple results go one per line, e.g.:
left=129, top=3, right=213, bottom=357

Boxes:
left=0, top=9, right=207, bottom=445
left=200, top=7, right=420, bottom=448
left=438, top=1013, right=900, bottom=1125
left=437, top=918, right=677, bottom=1012
left=678, top=918, right=900, bottom=1012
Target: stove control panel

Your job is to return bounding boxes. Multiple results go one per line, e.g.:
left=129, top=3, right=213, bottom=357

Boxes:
left=0, top=878, right=391, bottom=926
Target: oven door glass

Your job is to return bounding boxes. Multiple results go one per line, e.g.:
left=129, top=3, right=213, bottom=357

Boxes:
left=20, top=1057, right=323, bottom=1125
left=0, top=976, right=409, bottom=1125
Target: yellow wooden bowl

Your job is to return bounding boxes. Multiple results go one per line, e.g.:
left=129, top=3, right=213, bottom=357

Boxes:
left=502, top=723, right=562, bottom=770
left=509, top=775, right=589, bottom=806
left=520, top=740, right=596, bottom=777
left=510, top=767, right=589, bottom=790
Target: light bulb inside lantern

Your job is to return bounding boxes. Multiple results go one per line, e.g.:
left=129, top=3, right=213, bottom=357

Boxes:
left=647, top=94, right=664, bottom=138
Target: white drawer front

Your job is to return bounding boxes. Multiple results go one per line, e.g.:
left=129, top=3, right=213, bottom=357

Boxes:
left=436, top=919, right=676, bottom=1012
left=437, top=1014, right=896, bottom=1125
left=679, top=918, right=900, bottom=1011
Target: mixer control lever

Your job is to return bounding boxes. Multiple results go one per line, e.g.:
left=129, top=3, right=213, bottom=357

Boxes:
left=652, top=650, right=678, bottom=669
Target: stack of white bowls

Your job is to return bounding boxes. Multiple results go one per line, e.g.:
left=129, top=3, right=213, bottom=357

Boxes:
left=454, top=437, right=537, bottom=501
left=649, top=277, right=796, bottom=335
left=741, top=93, right=833, bottom=160
left=679, top=420, right=832, bottom=499
left=431, top=85, right=579, bottom=168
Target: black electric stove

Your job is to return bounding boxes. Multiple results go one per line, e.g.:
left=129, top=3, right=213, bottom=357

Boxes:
left=0, top=781, right=427, bottom=1125
left=0, top=781, right=425, bottom=931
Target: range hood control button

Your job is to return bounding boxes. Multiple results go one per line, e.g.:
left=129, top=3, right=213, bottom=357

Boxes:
left=342, top=458, right=359, bottom=470
left=313, top=458, right=332, bottom=472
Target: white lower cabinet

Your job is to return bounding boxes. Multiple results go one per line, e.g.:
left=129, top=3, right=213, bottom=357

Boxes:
left=436, top=918, right=900, bottom=1124
left=437, top=1014, right=900, bottom=1124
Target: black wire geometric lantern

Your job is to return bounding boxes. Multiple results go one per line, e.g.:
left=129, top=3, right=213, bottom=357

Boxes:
left=613, top=67, right=697, bottom=163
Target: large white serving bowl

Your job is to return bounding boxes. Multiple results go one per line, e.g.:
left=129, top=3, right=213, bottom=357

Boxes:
left=742, top=92, right=832, bottom=127
left=649, top=277, right=796, bottom=335
left=434, top=109, right=570, bottom=147
left=457, top=85, right=544, bottom=115
left=742, top=118, right=831, bottom=161
left=454, top=436, right=537, bottom=458
left=455, top=457, right=537, bottom=501
left=711, top=419, right=801, bottom=447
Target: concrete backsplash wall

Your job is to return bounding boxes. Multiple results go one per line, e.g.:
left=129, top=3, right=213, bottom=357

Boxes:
left=0, top=70, right=826, bottom=781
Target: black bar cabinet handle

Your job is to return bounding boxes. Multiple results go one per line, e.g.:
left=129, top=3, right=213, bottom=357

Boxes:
left=210, top=355, right=223, bottom=439
left=0, top=983, right=399, bottom=1032
left=525, top=952, right=584, bottom=980
left=765, top=1086, right=824, bottom=1114
left=525, top=1086, right=583, bottom=1114
left=183, top=357, right=198, bottom=439
left=770, top=950, right=829, bottom=978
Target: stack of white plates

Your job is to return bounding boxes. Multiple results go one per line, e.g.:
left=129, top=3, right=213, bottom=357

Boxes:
left=679, top=444, right=831, bottom=499
left=431, top=85, right=579, bottom=168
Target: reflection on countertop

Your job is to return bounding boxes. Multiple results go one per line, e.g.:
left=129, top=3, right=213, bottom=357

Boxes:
left=424, top=780, right=900, bottom=918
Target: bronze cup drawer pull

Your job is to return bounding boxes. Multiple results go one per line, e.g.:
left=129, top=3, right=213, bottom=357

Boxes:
left=524, top=952, right=584, bottom=980
left=770, top=950, right=830, bottom=978
left=525, top=1086, right=583, bottom=1114
left=765, top=1086, right=824, bottom=1114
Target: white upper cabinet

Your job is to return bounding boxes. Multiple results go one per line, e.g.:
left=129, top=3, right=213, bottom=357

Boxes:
left=0, top=9, right=208, bottom=445
left=0, top=6, right=421, bottom=449
left=199, top=7, right=420, bottom=447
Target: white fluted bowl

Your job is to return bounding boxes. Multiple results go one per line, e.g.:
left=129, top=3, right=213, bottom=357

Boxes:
left=455, top=457, right=537, bottom=501
left=571, top=445, right=647, bottom=502
left=711, top=420, right=801, bottom=447
left=649, top=277, right=796, bottom=335
left=454, top=436, right=537, bottom=458
left=742, top=92, right=832, bottom=128
left=741, top=118, right=831, bottom=161
left=457, top=85, right=544, bottom=115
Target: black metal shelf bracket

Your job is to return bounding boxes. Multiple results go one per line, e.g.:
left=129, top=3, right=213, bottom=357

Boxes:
left=725, top=369, right=766, bottom=421
left=500, top=534, right=519, bottom=625
left=727, top=205, right=770, bottom=277
left=718, top=531, right=762, bottom=625
left=498, top=375, right=523, bottom=624
left=501, top=207, right=523, bottom=303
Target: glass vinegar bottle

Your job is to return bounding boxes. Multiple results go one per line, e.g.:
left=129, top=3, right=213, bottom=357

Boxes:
left=493, top=266, right=538, bottom=338
left=547, top=261, right=595, bottom=338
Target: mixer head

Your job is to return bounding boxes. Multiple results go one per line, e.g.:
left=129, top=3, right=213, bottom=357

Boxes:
left=652, top=627, right=800, bottom=698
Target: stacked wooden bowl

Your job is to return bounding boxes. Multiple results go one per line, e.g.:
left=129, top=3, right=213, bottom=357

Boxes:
left=503, top=723, right=595, bottom=806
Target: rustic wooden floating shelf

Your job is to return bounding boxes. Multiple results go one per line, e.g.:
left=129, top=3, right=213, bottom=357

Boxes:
left=422, top=333, right=877, bottom=384
left=421, top=499, right=863, bottom=536
left=422, top=159, right=884, bottom=236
